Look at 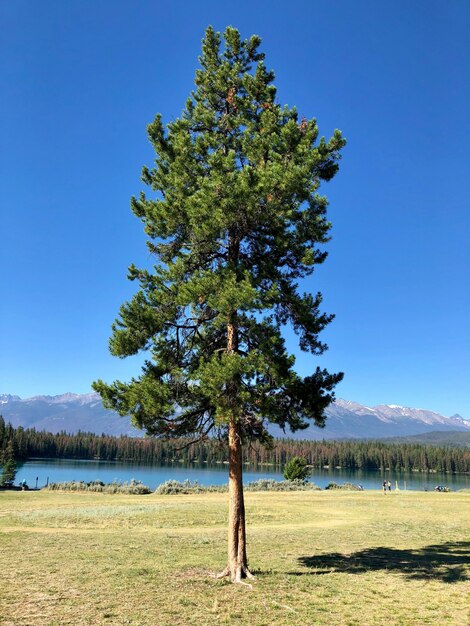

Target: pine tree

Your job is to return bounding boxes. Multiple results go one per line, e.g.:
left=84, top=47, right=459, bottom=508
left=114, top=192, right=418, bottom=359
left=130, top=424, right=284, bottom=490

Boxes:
left=283, top=456, right=311, bottom=482
left=0, top=440, right=17, bottom=488
left=93, top=26, right=345, bottom=582
left=0, top=415, right=5, bottom=449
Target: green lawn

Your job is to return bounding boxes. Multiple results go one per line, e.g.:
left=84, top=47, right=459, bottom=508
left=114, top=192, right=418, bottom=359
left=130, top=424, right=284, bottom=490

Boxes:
left=0, top=489, right=469, bottom=625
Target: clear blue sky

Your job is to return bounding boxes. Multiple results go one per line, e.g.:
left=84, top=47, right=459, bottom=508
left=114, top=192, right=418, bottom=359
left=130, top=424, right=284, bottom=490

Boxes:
left=1, top=1, right=469, bottom=418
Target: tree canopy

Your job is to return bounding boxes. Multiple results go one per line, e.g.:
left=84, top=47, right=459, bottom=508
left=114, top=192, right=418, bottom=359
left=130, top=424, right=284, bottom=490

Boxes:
left=93, top=26, right=345, bottom=442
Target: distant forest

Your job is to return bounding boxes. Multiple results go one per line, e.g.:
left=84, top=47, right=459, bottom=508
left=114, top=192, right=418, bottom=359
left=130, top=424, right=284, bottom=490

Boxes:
left=1, top=416, right=469, bottom=473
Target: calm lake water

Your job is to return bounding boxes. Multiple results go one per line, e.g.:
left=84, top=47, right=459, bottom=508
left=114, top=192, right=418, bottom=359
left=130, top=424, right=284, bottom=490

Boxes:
left=13, top=458, right=470, bottom=491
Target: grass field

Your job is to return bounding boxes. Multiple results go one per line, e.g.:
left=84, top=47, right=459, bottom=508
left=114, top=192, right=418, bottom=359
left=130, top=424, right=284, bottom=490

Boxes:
left=0, top=489, right=469, bottom=626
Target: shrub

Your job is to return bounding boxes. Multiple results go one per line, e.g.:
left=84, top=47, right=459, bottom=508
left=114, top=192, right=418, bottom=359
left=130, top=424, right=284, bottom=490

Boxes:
left=44, top=480, right=151, bottom=494
left=325, top=481, right=363, bottom=491
left=245, top=479, right=320, bottom=492
left=154, top=478, right=321, bottom=494
left=155, top=480, right=227, bottom=494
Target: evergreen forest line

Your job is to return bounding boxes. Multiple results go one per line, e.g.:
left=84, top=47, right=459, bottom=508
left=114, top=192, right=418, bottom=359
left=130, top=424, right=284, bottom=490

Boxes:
left=1, top=416, right=469, bottom=474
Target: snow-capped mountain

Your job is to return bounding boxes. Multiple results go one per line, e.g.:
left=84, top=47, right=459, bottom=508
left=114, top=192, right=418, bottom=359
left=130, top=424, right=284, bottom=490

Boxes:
left=0, top=392, right=140, bottom=436
left=0, top=392, right=468, bottom=439
left=0, top=394, right=21, bottom=404
left=271, top=399, right=470, bottom=440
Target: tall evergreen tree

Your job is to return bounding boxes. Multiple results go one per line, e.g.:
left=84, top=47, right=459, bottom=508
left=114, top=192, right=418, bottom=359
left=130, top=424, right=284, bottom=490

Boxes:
left=0, top=415, right=5, bottom=449
left=93, top=26, right=345, bottom=582
left=0, top=440, right=17, bottom=488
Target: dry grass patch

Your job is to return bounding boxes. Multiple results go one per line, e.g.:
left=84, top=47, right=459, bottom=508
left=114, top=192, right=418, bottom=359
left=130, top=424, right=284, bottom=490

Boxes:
left=0, top=490, right=469, bottom=625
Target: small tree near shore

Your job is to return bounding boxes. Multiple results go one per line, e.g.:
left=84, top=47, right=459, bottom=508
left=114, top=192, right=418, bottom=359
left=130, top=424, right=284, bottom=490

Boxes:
left=0, top=441, right=17, bottom=488
left=93, top=26, right=345, bottom=583
left=283, top=456, right=311, bottom=482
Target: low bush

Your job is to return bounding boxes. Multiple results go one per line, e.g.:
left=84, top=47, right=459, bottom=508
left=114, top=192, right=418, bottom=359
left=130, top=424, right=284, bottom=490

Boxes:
left=155, top=480, right=226, bottom=494
left=245, top=479, right=320, bottom=492
left=44, top=479, right=151, bottom=494
left=325, top=481, right=363, bottom=491
left=154, top=478, right=321, bottom=494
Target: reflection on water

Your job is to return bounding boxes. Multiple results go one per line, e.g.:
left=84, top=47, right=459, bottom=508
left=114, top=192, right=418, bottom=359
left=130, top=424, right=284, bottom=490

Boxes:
left=13, top=458, right=470, bottom=491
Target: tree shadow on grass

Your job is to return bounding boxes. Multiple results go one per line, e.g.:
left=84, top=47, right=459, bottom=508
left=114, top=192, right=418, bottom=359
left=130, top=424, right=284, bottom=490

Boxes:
left=294, top=542, right=469, bottom=583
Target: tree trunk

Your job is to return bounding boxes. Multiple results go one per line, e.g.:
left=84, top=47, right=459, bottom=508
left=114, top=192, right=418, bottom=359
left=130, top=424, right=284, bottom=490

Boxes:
left=216, top=315, right=254, bottom=583
left=216, top=230, right=254, bottom=583
left=225, top=416, right=252, bottom=582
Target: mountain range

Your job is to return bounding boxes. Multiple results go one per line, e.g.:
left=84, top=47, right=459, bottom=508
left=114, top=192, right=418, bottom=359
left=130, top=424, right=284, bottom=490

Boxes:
left=1, top=392, right=469, bottom=440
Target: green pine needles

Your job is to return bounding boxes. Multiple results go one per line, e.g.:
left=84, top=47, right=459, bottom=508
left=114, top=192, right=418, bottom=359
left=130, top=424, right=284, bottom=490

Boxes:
left=93, top=25, right=345, bottom=451
left=283, top=456, right=311, bottom=482
left=0, top=440, right=17, bottom=488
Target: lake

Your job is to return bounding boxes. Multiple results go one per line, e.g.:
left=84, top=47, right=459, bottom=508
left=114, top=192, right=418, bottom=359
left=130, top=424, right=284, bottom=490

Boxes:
left=13, top=458, right=470, bottom=491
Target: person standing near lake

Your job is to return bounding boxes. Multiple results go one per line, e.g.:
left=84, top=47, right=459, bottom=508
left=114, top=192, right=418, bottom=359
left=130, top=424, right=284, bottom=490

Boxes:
left=387, top=480, right=391, bottom=492
left=382, top=480, right=387, bottom=494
